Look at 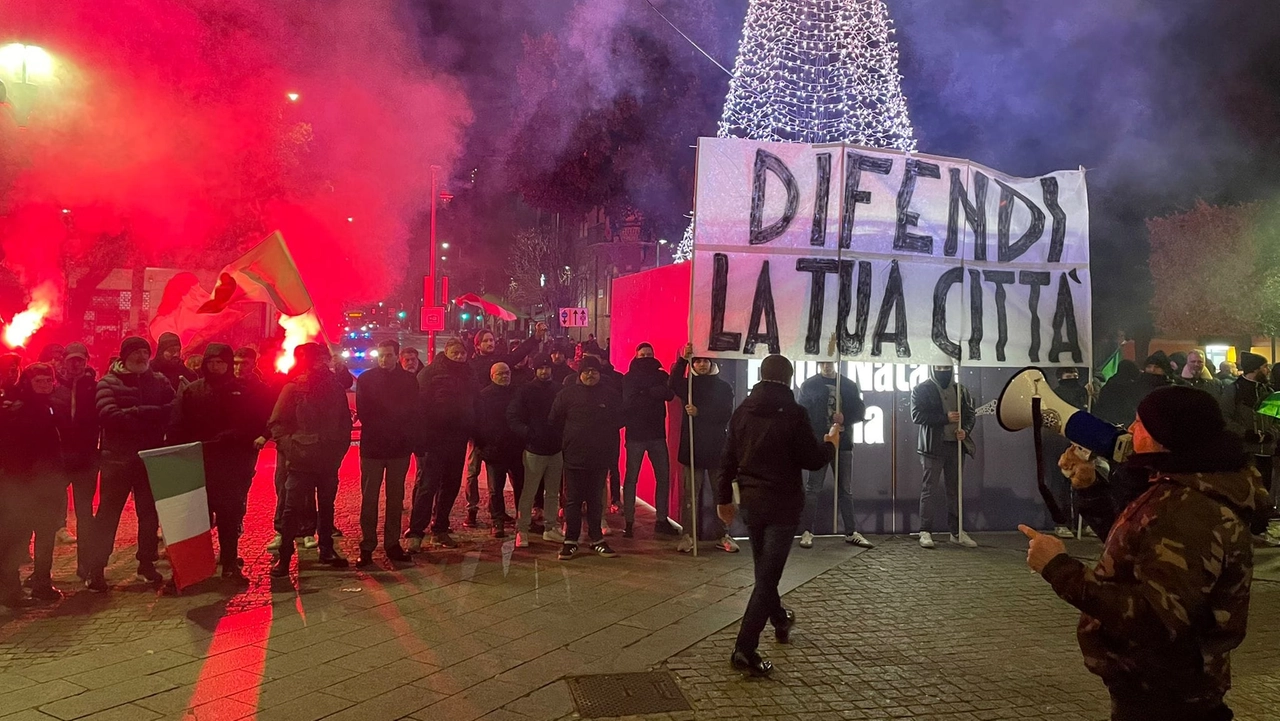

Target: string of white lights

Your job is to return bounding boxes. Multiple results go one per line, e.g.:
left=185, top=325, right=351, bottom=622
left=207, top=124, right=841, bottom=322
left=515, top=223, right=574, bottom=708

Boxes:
left=675, top=0, right=916, bottom=263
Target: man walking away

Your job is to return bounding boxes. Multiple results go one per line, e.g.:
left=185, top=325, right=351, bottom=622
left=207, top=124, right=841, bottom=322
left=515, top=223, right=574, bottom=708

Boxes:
left=88, top=337, right=176, bottom=590
left=508, top=355, right=565, bottom=548
left=406, top=339, right=477, bottom=550
left=550, top=356, right=622, bottom=560
left=50, top=342, right=98, bottom=567
left=355, top=339, right=417, bottom=567
left=717, top=354, right=839, bottom=676
left=622, top=343, right=677, bottom=538
left=797, top=362, right=870, bottom=549
left=269, top=343, right=353, bottom=577
left=670, top=343, right=736, bottom=553
left=475, top=363, right=524, bottom=538
left=172, top=344, right=262, bottom=581
left=911, top=365, right=977, bottom=549
left=1022, top=386, right=1271, bottom=721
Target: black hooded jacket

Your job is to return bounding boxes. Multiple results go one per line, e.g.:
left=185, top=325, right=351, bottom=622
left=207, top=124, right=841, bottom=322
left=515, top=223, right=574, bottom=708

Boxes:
left=623, top=356, right=674, bottom=442
left=355, top=365, right=419, bottom=458
left=51, top=367, right=99, bottom=457
left=0, top=379, right=62, bottom=482
left=669, top=358, right=735, bottom=467
left=96, top=361, right=177, bottom=459
left=550, top=380, right=623, bottom=470
left=507, top=376, right=562, bottom=456
left=172, top=359, right=262, bottom=481
left=717, top=381, right=833, bottom=525
left=419, top=352, right=478, bottom=445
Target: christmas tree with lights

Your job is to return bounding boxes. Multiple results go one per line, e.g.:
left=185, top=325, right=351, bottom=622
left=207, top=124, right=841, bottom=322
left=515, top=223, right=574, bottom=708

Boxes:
left=676, top=0, right=916, bottom=262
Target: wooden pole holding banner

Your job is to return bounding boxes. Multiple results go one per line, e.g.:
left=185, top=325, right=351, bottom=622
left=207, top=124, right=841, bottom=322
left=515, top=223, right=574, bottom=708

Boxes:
left=956, top=361, right=964, bottom=541
left=687, top=142, right=700, bottom=558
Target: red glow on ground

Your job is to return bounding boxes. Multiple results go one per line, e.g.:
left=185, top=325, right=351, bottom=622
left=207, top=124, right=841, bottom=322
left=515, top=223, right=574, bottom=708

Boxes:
left=187, top=606, right=271, bottom=718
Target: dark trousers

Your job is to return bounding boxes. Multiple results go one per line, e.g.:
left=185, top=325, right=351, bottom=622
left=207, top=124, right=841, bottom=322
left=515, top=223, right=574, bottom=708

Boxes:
left=277, top=468, right=338, bottom=561
left=408, top=439, right=468, bottom=537
left=65, top=453, right=99, bottom=574
left=736, top=519, right=797, bottom=653
left=90, top=456, right=159, bottom=572
left=484, top=458, right=524, bottom=521
left=25, top=484, right=63, bottom=584
left=1110, top=692, right=1231, bottom=721
left=273, top=446, right=316, bottom=538
left=1254, top=455, right=1273, bottom=494
left=919, top=450, right=964, bottom=534
left=464, top=441, right=481, bottom=513
left=564, top=467, right=608, bottom=544
left=208, top=475, right=251, bottom=566
left=623, top=439, right=671, bottom=525
left=359, top=455, right=410, bottom=552
left=0, top=483, right=22, bottom=597
left=608, top=454, right=621, bottom=507
left=800, top=449, right=855, bottom=535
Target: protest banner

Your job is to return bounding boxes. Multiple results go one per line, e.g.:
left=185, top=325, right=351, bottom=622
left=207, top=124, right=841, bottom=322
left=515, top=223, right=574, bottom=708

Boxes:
left=691, top=138, right=1090, bottom=367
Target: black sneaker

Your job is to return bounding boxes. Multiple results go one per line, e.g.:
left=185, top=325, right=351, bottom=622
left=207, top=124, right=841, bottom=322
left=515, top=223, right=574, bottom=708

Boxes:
left=269, top=557, right=291, bottom=578
left=623, top=522, right=634, bottom=538
left=1, top=592, right=37, bottom=609
left=331, top=527, right=345, bottom=538
left=385, top=546, right=411, bottom=563
left=654, top=521, right=680, bottom=537
left=318, top=549, right=349, bottom=568
left=492, top=521, right=506, bottom=539
left=84, top=574, right=109, bottom=593
left=529, top=521, right=546, bottom=534
left=591, top=541, right=618, bottom=558
left=29, top=583, right=62, bottom=602
left=433, top=532, right=459, bottom=549
left=221, top=567, right=249, bottom=583
left=136, top=563, right=163, bottom=584
left=462, top=510, right=480, bottom=529
left=356, top=551, right=375, bottom=568
left=557, top=543, right=578, bottom=561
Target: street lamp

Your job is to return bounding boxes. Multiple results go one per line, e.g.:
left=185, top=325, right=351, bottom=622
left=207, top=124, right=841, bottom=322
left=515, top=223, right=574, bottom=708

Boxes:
left=0, top=44, right=54, bottom=85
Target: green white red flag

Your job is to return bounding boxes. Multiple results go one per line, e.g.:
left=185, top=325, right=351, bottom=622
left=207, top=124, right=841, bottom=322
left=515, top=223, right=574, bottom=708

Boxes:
left=140, top=442, right=216, bottom=591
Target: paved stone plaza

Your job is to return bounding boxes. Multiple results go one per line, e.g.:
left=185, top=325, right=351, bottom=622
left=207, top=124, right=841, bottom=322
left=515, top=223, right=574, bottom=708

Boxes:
left=1, top=450, right=1277, bottom=721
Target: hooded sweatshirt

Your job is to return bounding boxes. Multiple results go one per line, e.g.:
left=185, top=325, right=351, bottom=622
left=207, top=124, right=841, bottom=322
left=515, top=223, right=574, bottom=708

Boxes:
left=1042, top=465, right=1268, bottom=707
left=716, top=381, right=833, bottom=525
left=268, top=366, right=352, bottom=474
left=172, top=345, right=262, bottom=479
left=622, top=356, right=674, bottom=442
left=669, top=357, right=735, bottom=467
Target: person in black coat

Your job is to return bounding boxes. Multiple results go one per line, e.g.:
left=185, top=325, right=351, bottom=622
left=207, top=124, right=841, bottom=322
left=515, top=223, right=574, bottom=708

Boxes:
left=549, top=356, right=623, bottom=560
left=508, top=354, right=566, bottom=546
left=475, top=363, right=524, bottom=538
left=796, top=362, right=869, bottom=548
left=548, top=345, right=575, bottom=386
left=50, top=342, right=98, bottom=564
left=910, top=365, right=977, bottom=549
left=86, top=336, right=176, bottom=591
left=172, top=343, right=263, bottom=581
left=1, top=363, right=66, bottom=606
left=1095, top=360, right=1143, bottom=426
left=622, top=343, right=676, bottom=537
left=354, top=339, right=418, bottom=566
left=670, top=344, right=736, bottom=552
left=152, top=332, right=198, bottom=391
left=716, top=354, right=838, bottom=676
left=406, top=339, right=478, bottom=550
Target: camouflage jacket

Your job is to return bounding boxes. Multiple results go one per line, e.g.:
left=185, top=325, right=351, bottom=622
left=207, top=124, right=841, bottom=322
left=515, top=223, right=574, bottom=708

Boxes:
left=1041, top=467, right=1268, bottom=703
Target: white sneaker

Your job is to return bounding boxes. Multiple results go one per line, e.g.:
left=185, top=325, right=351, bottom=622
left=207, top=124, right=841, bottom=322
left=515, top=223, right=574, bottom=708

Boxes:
left=266, top=534, right=283, bottom=551
left=844, top=532, right=874, bottom=549
left=56, top=528, right=77, bottom=545
left=406, top=536, right=423, bottom=554
left=799, top=531, right=814, bottom=549
left=1267, top=520, right=1280, bottom=540
left=719, top=535, right=740, bottom=553
left=601, top=519, right=612, bottom=536
left=1053, top=526, right=1075, bottom=539
left=950, top=531, right=978, bottom=548
left=543, top=528, right=566, bottom=544
left=514, top=532, right=529, bottom=548
left=918, top=531, right=936, bottom=549
left=676, top=535, right=694, bottom=553
left=301, top=535, right=319, bottom=550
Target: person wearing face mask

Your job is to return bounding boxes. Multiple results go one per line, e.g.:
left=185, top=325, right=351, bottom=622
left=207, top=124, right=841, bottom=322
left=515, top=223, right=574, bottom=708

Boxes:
left=1, top=363, right=66, bottom=606
left=1022, top=386, right=1271, bottom=721
left=475, top=362, right=524, bottom=539
left=508, top=355, right=565, bottom=548
left=670, top=343, right=737, bottom=554
left=910, top=365, right=977, bottom=549
left=50, top=343, right=98, bottom=555
left=550, top=355, right=623, bottom=560
left=172, top=343, right=263, bottom=582
left=406, top=338, right=478, bottom=551
left=354, top=339, right=417, bottom=567
left=622, top=343, right=676, bottom=538
left=87, top=337, right=176, bottom=591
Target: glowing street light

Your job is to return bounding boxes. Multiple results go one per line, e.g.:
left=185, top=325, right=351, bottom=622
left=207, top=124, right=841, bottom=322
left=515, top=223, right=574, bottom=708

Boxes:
left=0, top=44, right=54, bottom=85
left=441, top=243, right=449, bottom=249
left=286, top=92, right=300, bottom=102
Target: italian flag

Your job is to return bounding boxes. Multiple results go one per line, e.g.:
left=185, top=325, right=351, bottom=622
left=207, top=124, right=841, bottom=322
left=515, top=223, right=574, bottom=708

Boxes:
left=140, top=443, right=216, bottom=591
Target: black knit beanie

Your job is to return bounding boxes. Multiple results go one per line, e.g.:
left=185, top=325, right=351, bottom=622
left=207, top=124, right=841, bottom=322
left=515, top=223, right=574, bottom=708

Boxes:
left=760, top=354, right=793, bottom=384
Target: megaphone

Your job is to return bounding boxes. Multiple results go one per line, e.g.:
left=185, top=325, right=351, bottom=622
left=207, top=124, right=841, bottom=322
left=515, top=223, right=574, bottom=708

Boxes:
left=996, top=367, right=1132, bottom=463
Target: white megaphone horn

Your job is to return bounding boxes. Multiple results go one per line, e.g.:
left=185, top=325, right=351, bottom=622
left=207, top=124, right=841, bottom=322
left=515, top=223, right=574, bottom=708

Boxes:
left=996, top=367, right=1132, bottom=463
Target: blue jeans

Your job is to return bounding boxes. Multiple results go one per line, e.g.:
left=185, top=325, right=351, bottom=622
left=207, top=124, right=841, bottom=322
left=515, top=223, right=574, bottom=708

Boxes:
left=800, top=450, right=855, bottom=535
left=623, top=438, right=671, bottom=525
left=736, top=520, right=797, bottom=653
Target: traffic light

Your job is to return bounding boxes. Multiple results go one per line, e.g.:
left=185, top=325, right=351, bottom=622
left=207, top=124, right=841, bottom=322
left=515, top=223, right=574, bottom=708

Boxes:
left=461, top=312, right=471, bottom=321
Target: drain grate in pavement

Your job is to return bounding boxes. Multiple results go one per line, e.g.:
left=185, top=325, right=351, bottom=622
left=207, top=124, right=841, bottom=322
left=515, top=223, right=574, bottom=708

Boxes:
left=565, top=671, right=693, bottom=718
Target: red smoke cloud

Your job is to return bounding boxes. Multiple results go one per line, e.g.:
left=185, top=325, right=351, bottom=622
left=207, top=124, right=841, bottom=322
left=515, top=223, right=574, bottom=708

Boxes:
left=0, top=0, right=471, bottom=338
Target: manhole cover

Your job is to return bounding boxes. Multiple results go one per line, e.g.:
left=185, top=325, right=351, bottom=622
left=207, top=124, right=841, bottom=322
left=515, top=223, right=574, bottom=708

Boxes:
left=565, top=671, right=693, bottom=718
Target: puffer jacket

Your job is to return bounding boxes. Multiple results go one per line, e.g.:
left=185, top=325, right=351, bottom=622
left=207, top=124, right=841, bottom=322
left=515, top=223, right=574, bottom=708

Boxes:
left=716, top=381, right=833, bottom=525
left=268, top=367, right=352, bottom=474
left=51, top=367, right=99, bottom=456
left=1042, top=466, right=1269, bottom=708
left=622, top=356, right=674, bottom=442
left=95, top=361, right=176, bottom=459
